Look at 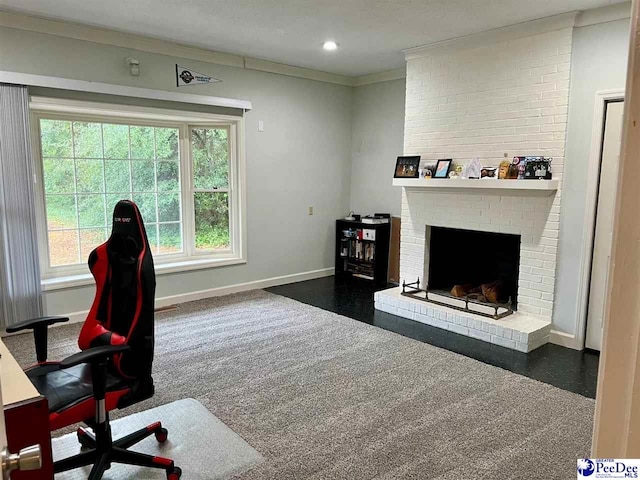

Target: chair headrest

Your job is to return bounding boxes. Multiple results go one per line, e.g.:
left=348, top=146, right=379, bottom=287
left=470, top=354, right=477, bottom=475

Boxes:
left=108, top=200, right=149, bottom=260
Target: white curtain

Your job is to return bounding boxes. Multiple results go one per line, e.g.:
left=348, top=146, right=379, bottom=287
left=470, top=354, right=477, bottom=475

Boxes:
left=0, top=84, right=43, bottom=329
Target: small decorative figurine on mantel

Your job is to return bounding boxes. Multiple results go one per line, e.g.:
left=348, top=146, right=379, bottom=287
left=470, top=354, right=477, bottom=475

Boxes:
left=449, top=163, right=463, bottom=179
left=498, top=160, right=510, bottom=179
left=462, top=157, right=482, bottom=179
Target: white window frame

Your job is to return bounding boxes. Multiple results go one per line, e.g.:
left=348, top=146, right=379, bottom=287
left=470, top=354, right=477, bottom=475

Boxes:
left=30, top=97, right=247, bottom=290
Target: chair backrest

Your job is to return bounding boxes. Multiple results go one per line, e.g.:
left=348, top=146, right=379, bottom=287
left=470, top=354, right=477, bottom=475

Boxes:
left=79, top=200, right=156, bottom=382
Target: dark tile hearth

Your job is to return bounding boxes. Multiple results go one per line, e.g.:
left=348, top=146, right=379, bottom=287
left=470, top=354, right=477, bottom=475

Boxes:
left=267, top=276, right=599, bottom=398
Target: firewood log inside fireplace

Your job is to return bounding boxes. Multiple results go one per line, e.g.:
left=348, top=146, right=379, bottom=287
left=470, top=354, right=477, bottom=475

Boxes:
left=481, top=280, right=504, bottom=304
left=451, top=284, right=481, bottom=297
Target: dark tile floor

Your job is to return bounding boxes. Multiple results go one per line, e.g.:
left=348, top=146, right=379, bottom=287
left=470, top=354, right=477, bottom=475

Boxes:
left=267, top=276, right=599, bottom=398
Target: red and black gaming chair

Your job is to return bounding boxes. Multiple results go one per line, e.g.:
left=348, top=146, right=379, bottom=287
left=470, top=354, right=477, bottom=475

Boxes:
left=6, top=200, right=181, bottom=480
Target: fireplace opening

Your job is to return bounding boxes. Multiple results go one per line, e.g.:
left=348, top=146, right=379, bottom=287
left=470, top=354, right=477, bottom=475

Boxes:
left=427, top=227, right=521, bottom=310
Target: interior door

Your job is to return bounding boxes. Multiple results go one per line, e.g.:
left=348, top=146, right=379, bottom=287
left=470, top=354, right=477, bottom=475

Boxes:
left=0, top=354, right=42, bottom=479
left=586, top=100, right=625, bottom=351
left=0, top=361, right=7, bottom=454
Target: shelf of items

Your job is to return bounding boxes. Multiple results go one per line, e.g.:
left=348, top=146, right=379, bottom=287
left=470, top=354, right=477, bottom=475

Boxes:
left=392, top=178, right=558, bottom=194
left=335, top=219, right=390, bottom=283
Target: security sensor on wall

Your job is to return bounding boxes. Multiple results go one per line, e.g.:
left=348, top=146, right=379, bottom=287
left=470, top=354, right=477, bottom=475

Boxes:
left=125, top=57, right=140, bottom=76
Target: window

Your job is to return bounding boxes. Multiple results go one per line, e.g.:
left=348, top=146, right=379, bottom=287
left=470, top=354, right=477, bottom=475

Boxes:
left=32, top=98, right=245, bottom=281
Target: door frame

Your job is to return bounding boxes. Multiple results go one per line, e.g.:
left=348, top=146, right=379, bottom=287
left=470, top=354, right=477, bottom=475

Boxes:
left=576, top=89, right=625, bottom=350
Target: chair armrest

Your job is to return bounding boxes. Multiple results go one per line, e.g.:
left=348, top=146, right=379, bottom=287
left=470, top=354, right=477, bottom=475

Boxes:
left=5, top=316, right=69, bottom=334
left=60, top=345, right=131, bottom=369
left=61, top=345, right=131, bottom=410
left=6, top=316, right=70, bottom=363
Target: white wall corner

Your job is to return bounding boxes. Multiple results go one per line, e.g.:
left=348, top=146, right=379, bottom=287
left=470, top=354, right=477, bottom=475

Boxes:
left=575, top=2, right=632, bottom=28
left=403, top=11, right=578, bottom=60
left=353, top=68, right=407, bottom=87
left=549, top=329, right=581, bottom=350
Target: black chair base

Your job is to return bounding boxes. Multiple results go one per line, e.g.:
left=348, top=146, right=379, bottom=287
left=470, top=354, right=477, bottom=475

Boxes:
left=55, top=422, right=181, bottom=480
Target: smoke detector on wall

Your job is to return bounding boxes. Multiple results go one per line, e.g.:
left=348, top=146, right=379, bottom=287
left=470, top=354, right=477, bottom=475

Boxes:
left=125, top=57, right=140, bottom=76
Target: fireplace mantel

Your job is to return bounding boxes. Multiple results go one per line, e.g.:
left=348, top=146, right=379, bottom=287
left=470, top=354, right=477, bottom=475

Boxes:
left=392, top=178, right=559, bottom=194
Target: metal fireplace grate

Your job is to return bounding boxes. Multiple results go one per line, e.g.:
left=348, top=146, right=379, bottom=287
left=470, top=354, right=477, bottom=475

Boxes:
left=401, top=279, right=514, bottom=320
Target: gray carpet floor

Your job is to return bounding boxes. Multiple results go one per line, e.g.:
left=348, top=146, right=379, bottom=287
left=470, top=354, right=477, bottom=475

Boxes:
left=5, top=290, right=594, bottom=479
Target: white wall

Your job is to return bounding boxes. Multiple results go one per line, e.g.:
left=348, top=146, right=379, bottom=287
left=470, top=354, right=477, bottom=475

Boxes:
left=0, top=25, right=354, bottom=315
left=349, top=79, right=405, bottom=216
left=554, top=18, right=630, bottom=339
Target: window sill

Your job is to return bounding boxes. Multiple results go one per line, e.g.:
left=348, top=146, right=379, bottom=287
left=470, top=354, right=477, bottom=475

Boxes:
left=41, top=256, right=247, bottom=292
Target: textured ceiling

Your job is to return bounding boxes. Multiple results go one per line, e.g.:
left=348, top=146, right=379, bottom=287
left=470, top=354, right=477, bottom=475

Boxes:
left=0, top=0, right=627, bottom=76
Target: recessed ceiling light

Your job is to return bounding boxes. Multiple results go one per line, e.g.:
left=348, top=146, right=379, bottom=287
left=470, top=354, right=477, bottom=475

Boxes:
left=323, top=41, right=338, bottom=51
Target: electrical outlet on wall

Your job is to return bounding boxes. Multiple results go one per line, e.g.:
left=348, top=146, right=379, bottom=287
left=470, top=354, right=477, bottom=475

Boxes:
left=308, top=206, right=313, bottom=215
left=258, top=120, right=264, bottom=132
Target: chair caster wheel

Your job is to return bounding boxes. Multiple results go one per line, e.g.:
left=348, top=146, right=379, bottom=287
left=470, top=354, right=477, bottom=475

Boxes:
left=167, top=466, right=182, bottom=480
left=155, top=427, right=169, bottom=443
left=77, top=429, right=93, bottom=450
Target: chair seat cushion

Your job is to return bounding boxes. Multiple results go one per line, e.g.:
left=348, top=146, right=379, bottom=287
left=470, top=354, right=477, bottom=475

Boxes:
left=26, top=362, right=128, bottom=413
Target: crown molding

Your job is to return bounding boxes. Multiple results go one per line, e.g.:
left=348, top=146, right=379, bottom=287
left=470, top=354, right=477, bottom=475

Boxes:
left=0, top=10, right=367, bottom=86
left=352, top=68, right=406, bottom=86
left=404, top=12, right=578, bottom=60
left=575, top=2, right=631, bottom=28
left=241, top=58, right=352, bottom=86
left=0, top=4, right=627, bottom=88
left=0, top=10, right=246, bottom=69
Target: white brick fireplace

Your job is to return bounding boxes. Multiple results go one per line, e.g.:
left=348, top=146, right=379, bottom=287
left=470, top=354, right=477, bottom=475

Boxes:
left=375, top=15, right=576, bottom=352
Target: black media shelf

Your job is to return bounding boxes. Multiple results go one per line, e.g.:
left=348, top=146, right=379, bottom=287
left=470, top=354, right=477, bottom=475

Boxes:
left=335, top=219, right=390, bottom=283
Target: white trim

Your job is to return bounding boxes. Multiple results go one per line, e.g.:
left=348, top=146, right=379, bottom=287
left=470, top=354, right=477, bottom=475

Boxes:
left=0, top=71, right=252, bottom=110
left=575, top=89, right=625, bottom=350
left=33, top=268, right=336, bottom=325
left=575, top=2, right=631, bottom=28
left=41, top=257, right=248, bottom=291
left=30, top=97, right=247, bottom=280
left=29, top=96, right=245, bottom=122
left=242, top=58, right=353, bottom=86
left=352, top=68, right=406, bottom=87
left=549, top=330, right=581, bottom=350
left=404, top=12, right=578, bottom=59
left=155, top=268, right=334, bottom=307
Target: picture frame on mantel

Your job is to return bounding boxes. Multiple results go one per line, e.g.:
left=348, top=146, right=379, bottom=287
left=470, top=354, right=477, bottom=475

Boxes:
left=394, top=156, right=421, bottom=178
left=434, top=159, right=453, bottom=178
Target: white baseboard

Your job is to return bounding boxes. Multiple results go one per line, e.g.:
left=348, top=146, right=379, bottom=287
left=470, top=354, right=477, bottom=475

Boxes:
left=8, top=269, right=590, bottom=356
left=549, top=330, right=582, bottom=350
left=10, top=267, right=335, bottom=332
left=155, top=267, right=334, bottom=308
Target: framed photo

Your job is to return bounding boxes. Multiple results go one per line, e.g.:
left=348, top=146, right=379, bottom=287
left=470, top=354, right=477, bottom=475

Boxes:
left=394, top=156, right=421, bottom=178
left=434, top=159, right=453, bottom=178
left=524, top=156, right=552, bottom=180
